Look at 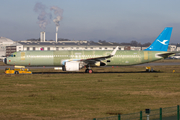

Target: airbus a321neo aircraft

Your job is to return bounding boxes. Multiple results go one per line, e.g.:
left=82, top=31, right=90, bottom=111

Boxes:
left=4, top=27, right=176, bottom=73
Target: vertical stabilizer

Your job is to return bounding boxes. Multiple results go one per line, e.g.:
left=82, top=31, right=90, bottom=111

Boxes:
left=144, top=27, right=173, bottom=51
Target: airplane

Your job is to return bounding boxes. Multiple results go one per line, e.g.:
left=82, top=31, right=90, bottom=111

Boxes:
left=4, top=27, right=176, bottom=73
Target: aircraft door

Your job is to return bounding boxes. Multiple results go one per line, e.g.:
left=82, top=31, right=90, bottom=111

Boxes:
left=143, top=51, right=149, bottom=61
left=21, top=52, right=25, bottom=60
left=20, top=52, right=28, bottom=65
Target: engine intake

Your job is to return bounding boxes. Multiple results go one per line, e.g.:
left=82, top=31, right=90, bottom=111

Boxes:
left=62, top=61, right=80, bottom=71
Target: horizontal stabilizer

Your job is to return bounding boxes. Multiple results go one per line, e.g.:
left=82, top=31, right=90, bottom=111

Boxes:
left=158, top=51, right=180, bottom=58
left=158, top=53, right=175, bottom=58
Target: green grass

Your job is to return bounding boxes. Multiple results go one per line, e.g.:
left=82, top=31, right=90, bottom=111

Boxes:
left=0, top=65, right=180, bottom=119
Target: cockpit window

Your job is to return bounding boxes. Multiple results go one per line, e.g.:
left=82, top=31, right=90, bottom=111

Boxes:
left=9, top=54, right=16, bottom=57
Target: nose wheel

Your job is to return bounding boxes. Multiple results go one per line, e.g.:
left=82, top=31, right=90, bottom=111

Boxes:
left=85, top=69, right=93, bottom=73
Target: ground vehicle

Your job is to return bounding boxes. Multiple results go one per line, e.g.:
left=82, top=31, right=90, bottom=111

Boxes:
left=5, top=68, right=32, bottom=74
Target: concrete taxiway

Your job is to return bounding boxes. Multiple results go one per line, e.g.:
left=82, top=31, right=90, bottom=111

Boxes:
left=0, top=62, right=180, bottom=70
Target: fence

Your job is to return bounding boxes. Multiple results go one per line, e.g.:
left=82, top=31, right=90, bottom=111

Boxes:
left=93, top=105, right=179, bottom=120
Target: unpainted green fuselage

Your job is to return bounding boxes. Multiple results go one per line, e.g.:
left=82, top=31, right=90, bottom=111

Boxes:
left=6, top=50, right=166, bottom=66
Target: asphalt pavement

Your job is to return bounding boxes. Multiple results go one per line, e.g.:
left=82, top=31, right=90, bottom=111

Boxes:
left=0, top=62, right=180, bottom=70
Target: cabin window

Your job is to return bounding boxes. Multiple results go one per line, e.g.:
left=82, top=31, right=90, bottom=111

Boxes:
left=119, top=47, right=121, bottom=50
left=99, top=47, right=102, bottom=49
left=85, top=47, right=87, bottom=49
left=56, top=47, right=59, bottom=50
left=91, top=47, right=93, bottom=49
left=48, top=47, right=50, bottom=51
left=105, top=47, right=107, bottom=49
left=33, top=47, right=35, bottom=51
left=27, top=47, right=29, bottom=51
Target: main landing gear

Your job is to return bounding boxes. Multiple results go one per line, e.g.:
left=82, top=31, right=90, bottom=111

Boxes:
left=85, top=69, right=93, bottom=73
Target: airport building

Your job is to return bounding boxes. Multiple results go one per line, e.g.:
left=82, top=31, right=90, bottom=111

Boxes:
left=2, top=37, right=180, bottom=58
left=18, top=40, right=125, bottom=51
left=4, top=40, right=125, bottom=57
left=0, top=37, right=20, bottom=59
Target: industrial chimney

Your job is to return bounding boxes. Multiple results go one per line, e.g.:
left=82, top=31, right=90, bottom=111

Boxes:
left=56, top=26, right=58, bottom=42
left=40, top=31, right=45, bottom=42
left=56, top=32, right=58, bottom=43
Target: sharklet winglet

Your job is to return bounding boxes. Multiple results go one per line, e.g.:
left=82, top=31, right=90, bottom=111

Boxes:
left=111, top=46, right=119, bottom=56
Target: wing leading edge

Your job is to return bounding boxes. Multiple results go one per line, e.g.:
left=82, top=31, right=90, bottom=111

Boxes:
left=80, top=46, right=119, bottom=63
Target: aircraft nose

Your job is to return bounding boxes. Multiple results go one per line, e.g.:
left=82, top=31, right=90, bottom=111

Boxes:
left=3, top=58, right=7, bottom=64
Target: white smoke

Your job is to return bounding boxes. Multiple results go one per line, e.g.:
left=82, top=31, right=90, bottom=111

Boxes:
left=50, top=6, right=63, bottom=32
left=34, top=2, right=52, bottom=30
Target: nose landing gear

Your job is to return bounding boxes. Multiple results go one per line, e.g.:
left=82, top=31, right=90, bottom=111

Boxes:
left=85, top=69, right=93, bottom=73
left=85, top=65, right=93, bottom=73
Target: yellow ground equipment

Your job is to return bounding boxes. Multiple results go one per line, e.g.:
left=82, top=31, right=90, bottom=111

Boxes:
left=146, top=67, right=154, bottom=72
left=5, top=68, right=32, bottom=74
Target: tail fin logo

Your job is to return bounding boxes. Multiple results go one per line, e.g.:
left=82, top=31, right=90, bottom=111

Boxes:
left=157, top=40, right=168, bottom=45
left=144, top=27, right=172, bottom=51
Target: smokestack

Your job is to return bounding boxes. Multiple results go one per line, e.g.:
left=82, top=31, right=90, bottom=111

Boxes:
left=40, top=32, right=42, bottom=41
left=56, top=33, right=58, bottom=42
left=40, top=31, right=45, bottom=42
left=56, top=26, right=58, bottom=42
left=44, top=32, right=45, bottom=42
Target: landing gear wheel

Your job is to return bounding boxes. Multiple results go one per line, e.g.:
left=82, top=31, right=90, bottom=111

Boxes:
left=85, top=69, right=89, bottom=73
left=15, top=71, right=19, bottom=74
left=85, top=69, right=93, bottom=73
left=88, top=69, right=93, bottom=73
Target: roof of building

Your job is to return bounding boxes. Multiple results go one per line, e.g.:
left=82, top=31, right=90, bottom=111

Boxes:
left=18, top=41, right=124, bottom=47
left=0, top=37, right=14, bottom=43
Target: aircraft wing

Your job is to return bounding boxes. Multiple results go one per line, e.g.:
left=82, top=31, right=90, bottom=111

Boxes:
left=80, top=46, right=119, bottom=64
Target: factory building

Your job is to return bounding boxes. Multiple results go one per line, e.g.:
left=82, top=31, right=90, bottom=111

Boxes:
left=0, top=37, right=20, bottom=59
left=2, top=36, right=180, bottom=59
left=6, top=43, right=23, bottom=57
left=4, top=40, right=126, bottom=58
left=18, top=41, right=125, bottom=51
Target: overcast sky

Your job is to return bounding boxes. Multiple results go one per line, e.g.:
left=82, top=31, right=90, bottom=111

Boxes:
left=0, top=0, right=180, bottom=43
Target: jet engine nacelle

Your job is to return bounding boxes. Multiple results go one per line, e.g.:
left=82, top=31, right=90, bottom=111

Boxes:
left=62, top=61, right=80, bottom=71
